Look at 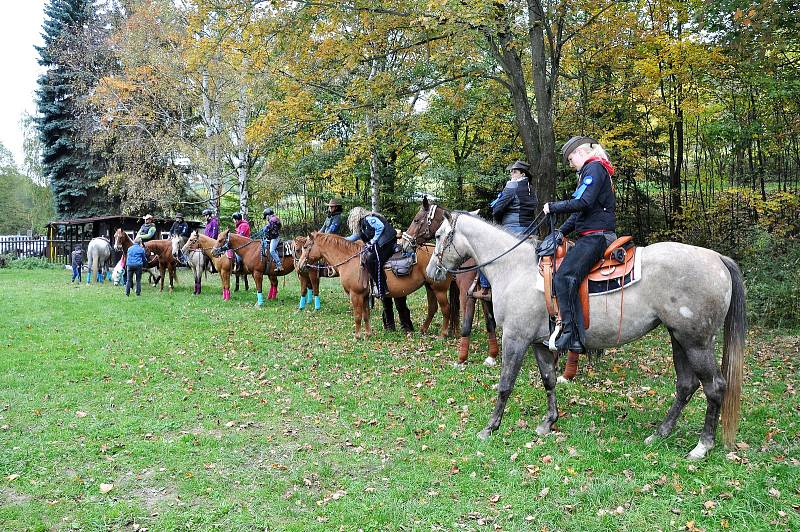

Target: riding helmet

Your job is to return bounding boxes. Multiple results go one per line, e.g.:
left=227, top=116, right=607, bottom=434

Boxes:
left=202, top=208, right=214, bottom=216
left=232, top=212, right=242, bottom=221
left=262, top=207, right=274, bottom=218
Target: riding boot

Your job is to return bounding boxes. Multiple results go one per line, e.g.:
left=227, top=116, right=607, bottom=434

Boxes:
left=314, top=295, right=321, bottom=310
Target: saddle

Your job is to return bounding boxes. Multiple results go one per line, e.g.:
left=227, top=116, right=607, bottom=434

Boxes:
left=383, top=248, right=417, bottom=277
left=539, top=236, right=636, bottom=330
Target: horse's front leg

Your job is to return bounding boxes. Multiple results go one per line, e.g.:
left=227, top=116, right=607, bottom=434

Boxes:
left=433, top=286, right=451, bottom=338
left=478, top=335, right=528, bottom=440
left=532, top=344, right=559, bottom=436
left=254, top=271, right=264, bottom=307
left=421, top=284, right=436, bottom=335
left=159, top=263, right=166, bottom=292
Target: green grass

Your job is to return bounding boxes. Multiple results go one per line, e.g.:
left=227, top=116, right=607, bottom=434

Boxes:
left=0, top=268, right=798, bottom=531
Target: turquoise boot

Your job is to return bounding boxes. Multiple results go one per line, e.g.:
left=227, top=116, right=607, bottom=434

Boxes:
left=256, top=292, right=264, bottom=306
left=314, top=295, right=321, bottom=310
left=298, top=295, right=307, bottom=310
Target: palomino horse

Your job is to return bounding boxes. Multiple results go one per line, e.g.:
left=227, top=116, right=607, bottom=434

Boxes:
left=297, top=232, right=454, bottom=339
left=85, top=237, right=113, bottom=284
left=401, top=197, right=498, bottom=365
left=112, top=229, right=176, bottom=292
left=211, top=230, right=295, bottom=306
left=426, top=211, right=745, bottom=460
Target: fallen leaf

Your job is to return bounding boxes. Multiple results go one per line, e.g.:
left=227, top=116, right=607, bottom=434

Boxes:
left=6, top=474, right=20, bottom=481
left=768, top=488, right=780, bottom=498
left=542, top=455, right=553, bottom=464
left=704, top=500, right=716, bottom=510
left=489, top=494, right=501, bottom=503
left=99, top=483, right=114, bottom=493
left=539, top=487, right=549, bottom=498
left=76, top=411, right=87, bottom=418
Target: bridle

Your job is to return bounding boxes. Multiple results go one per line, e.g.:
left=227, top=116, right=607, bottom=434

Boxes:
left=401, top=203, right=439, bottom=249
left=211, top=231, right=257, bottom=257
left=298, top=236, right=367, bottom=271
left=432, top=210, right=549, bottom=275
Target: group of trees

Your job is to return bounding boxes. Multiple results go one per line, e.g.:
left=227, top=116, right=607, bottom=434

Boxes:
left=34, top=0, right=799, bottom=251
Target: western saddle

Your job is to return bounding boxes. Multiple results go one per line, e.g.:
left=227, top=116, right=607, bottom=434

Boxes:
left=539, top=236, right=636, bottom=330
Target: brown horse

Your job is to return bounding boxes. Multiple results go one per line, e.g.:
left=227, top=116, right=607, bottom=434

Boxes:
left=182, top=231, right=235, bottom=298
left=113, top=228, right=176, bottom=292
left=293, top=236, right=324, bottom=310
left=211, top=229, right=295, bottom=306
left=401, top=198, right=499, bottom=366
left=297, top=232, right=454, bottom=339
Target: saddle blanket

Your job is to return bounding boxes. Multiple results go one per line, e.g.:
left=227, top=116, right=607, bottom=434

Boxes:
left=261, top=240, right=295, bottom=257
left=535, top=246, right=643, bottom=296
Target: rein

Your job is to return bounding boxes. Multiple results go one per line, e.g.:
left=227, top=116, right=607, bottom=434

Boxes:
left=434, top=210, right=549, bottom=274
left=302, top=241, right=366, bottom=270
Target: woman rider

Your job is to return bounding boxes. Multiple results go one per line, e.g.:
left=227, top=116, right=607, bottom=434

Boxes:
left=543, top=136, right=617, bottom=354
left=345, top=207, right=397, bottom=298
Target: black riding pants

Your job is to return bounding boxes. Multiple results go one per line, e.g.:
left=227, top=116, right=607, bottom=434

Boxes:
left=553, top=234, right=608, bottom=341
left=364, top=241, right=395, bottom=296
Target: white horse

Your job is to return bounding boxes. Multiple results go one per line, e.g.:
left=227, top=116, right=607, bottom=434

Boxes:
left=85, top=237, right=113, bottom=284
left=426, top=211, right=746, bottom=460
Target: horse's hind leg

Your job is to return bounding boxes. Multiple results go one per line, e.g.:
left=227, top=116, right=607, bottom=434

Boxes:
left=433, top=287, right=451, bottom=338
left=683, top=336, right=727, bottom=460
left=646, top=332, right=700, bottom=447
left=478, top=335, right=529, bottom=440
left=421, top=284, right=437, bottom=335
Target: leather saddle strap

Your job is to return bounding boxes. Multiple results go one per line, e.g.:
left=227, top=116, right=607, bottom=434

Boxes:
left=541, top=257, right=558, bottom=318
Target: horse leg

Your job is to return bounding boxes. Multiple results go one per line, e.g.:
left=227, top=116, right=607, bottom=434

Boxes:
left=420, top=284, right=437, bottom=335
left=532, top=344, right=559, bottom=436
left=457, top=294, right=477, bottom=366
left=234, top=273, right=240, bottom=292
left=477, top=335, right=529, bottom=440
left=312, top=271, right=321, bottom=310
left=254, top=271, right=264, bottom=307
left=350, top=292, right=364, bottom=339
left=221, top=269, right=230, bottom=301
left=381, top=297, right=396, bottom=331
left=159, top=264, right=166, bottom=292
left=645, top=332, right=700, bottom=447
left=298, top=274, right=308, bottom=309
left=681, top=336, right=726, bottom=460
left=433, top=287, right=451, bottom=338
left=396, top=296, right=414, bottom=333
left=483, top=301, right=500, bottom=366
left=244, top=274, right=249, bottom=291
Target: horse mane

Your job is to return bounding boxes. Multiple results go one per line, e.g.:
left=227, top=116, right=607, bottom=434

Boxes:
left=452, top=211, right=538, bottom=243
left=313, top=231, right=363, bottom=253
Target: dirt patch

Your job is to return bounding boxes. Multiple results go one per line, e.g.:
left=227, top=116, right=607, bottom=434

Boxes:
left=129, top=484, right=179, bottom=515
left=0, top=487, right=32, bottom=504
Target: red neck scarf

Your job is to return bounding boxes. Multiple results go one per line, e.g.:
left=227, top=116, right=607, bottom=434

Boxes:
left=584, top=156, right=615, bottom=176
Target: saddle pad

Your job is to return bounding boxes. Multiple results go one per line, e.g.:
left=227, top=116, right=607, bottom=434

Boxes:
left=261, top=240, right=294, bottom=257
left=536, top=246, right=642, bottom=296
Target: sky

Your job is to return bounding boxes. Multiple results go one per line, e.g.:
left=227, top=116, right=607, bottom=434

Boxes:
left=0, top=1, right=46, bottom=169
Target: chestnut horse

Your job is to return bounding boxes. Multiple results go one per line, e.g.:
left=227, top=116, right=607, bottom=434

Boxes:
left=211, top=230, right=295, bottom=306
left=293, top=236, right=323, bottom=310
left=113, top=229, right=176, bottom=292
left=297, top=232, right=454, bottom=339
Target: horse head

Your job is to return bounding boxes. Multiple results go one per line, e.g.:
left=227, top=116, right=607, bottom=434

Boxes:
left=212, top=229, right=230, bottom=257
left=182, top=230, right=199, bottom=255
left=113, top=228, right=127, bottom=251
left=426, top=210, right=465, bottom=282
left=296, top=233, right=320, bottom=271
left=401, top=196, right=443, bottom=253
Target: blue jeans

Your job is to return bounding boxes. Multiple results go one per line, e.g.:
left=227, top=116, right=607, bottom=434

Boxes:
left=126, top=265, right=143, bottom=296
left=71, top=265, right=81, bottom=282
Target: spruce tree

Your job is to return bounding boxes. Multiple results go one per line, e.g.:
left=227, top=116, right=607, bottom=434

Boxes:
left=35, top=0, right=114, bottom=219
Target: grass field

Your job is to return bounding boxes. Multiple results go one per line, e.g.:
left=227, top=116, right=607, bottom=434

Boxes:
left=0, top=268, right=798, bottom=531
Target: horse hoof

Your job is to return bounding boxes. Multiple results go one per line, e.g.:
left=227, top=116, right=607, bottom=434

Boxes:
left=483, top=357, right=497, bottom=367
left=477, top=428, right=492, bottom=441
left=535, top=424, right=551, bottom=437
left=452, top=362, right=466, bottom=370
left=556, top=376, right=572, bottom=385
left=644, top=434, right=659, bottom=445
left=686, top=440, right=713, bottom=461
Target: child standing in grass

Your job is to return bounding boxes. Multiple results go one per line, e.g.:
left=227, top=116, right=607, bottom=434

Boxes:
left=70, top=244, right=83, bottom=283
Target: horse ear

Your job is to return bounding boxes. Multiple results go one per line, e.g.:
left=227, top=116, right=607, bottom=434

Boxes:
left=468, top=209, right=480, bottom=216
left=422, top=195, right=430, bottom=210
left=443, top=209, right=452, bottom=224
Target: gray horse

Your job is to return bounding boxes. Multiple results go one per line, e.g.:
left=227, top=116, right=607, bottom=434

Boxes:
left=85, top=237, right=113, bottom=284
left=426, top=211, right=745, bottom=460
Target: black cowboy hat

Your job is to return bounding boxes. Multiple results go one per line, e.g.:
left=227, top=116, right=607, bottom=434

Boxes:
left=561, top=136, right=599, bottom=164
left=506, top=160, right=531, bottom=176
left=175, top=212, right=184, bottom=219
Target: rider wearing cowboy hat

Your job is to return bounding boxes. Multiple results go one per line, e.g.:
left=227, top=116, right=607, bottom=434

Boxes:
left=543, top=136, right=617, bottom=354
left=136, top=214, right=157, bottom=243
left=320, top=198, right=343, bottom=234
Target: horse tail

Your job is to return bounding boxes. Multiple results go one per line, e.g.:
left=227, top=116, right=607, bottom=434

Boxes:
left=448, top=279, right=460, bottom=337
left=720, top=255, right=746, bottom=449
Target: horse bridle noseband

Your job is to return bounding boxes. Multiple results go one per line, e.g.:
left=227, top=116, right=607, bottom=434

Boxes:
left=401, top=204, right=438, bottom=250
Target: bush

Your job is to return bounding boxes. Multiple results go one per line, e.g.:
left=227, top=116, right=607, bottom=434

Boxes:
left=7, top=257, right=62, bottom=270
left=739, top=231, right=800, bottom=328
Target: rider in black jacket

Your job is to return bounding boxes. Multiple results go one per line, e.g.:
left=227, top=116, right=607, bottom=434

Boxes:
left=544, top=136, right=617, bottom=354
